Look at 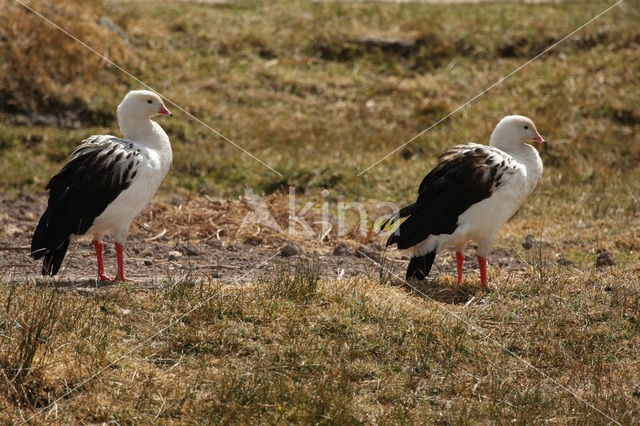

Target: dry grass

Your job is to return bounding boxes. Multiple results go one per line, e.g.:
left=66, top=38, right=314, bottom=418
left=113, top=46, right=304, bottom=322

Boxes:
left=1, top=0, right=640, bottom=423
left=0, top=260, right=639, bottom=423
left=0, top=0, right=132, bottom=117
left=139, top=191, right=392, bottom=249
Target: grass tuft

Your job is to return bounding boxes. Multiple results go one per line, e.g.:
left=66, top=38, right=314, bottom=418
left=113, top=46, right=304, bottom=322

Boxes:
left=262, top=259, right=321, bottom=303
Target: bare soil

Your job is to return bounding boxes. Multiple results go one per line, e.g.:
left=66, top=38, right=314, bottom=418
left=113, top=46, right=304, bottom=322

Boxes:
left=0, top=191, right=529, bottom=290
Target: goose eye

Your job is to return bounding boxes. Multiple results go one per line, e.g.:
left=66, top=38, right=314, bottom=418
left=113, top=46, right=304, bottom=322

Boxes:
left=147, top=99, right=153, bottom=104
left=524, top=125, right=529, bottom=129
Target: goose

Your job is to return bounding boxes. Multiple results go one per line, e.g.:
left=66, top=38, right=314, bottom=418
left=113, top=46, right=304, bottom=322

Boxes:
left=31, top=90, right=173, bottom=281
left=384, top=115, right=544, bottom=287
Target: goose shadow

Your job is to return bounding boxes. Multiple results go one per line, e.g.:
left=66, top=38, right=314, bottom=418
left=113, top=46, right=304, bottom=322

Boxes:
left=376, top=253, right=489, bottom=305
left=33, top=278, right=117, bottom=290
left=391, top=277, right=490, bottom=305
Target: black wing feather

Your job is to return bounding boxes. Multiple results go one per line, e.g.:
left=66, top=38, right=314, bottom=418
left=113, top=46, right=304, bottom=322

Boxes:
left=406, top=251, right=436, bottom=280
left=386, top=145, right=504, bottom=249
left=31, top=136, right=143, bottom=276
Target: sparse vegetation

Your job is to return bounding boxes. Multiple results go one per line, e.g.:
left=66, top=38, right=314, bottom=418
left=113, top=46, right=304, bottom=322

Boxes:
left=1, top=0, right=640, bottom=423
left=1, top=261, right=639, bottom=423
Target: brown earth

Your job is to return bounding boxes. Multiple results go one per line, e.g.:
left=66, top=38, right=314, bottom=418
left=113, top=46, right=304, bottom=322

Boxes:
left=0, top=191, right=530, bottom=291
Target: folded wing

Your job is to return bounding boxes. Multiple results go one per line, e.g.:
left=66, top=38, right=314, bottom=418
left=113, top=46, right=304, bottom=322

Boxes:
left=386, top=144, right=514, bottom=249
left=31, top=135, right=144, bottom=275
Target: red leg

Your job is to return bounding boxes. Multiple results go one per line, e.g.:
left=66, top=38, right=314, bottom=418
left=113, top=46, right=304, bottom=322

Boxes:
left=478, top=256, right=488, bottom=287
left=93, top=240, right=113, bottom=281
left=115, top=242, right=140, bottom=282
left=456, top=251, right=464, bottom=284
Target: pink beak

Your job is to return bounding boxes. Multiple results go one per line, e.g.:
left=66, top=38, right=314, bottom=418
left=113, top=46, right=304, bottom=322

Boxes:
left=158, top=105, right=173, bottom=117
left=532, top=131, right=545, bottom=143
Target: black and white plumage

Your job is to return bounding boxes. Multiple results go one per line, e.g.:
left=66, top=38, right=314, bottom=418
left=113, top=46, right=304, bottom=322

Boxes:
left=384, top=115, right=545, bottom=287
left=31, top=90, right=173, bottom=281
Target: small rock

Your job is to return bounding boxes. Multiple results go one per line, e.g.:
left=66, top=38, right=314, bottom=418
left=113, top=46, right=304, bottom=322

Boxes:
left=177, top=242, right=200, bottom=256
left=596, top=249, right=616, bottom=267
left=521, top=234, right=535, bottom=250
left=206, top=238, right=223, bottom=249
left=400, top=148, right=416, bottom=160
left=332, top=242, right=350, bottom=256
left=280, top=243, right=302, bottom=257
left=367, top=242, right=383, bottom=252
left=355, top=245, right=380, bottom=263
left=244, top=235, right=264, bottom=246
left=168, top=250, right=182, bottom=261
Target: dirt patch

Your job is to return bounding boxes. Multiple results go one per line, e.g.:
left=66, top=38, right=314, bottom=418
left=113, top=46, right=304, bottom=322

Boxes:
left=1, top=192, right=529, bottom=289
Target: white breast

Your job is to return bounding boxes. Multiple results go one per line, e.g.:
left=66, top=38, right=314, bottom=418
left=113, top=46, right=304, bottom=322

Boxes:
left=415, top=145, right=542, bottom=258
left=89, top=144, right=170, bottom=243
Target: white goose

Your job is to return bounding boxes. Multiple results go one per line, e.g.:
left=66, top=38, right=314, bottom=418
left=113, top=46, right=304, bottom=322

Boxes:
left=31, top=90, right=173, bottom=281
left=384, top=115, right=545, bottom=287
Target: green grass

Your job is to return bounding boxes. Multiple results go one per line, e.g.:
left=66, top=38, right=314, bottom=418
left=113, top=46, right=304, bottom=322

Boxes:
left=1, top=0, right=640, bottom=423
left=2, top=0, right=639, bottom=205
